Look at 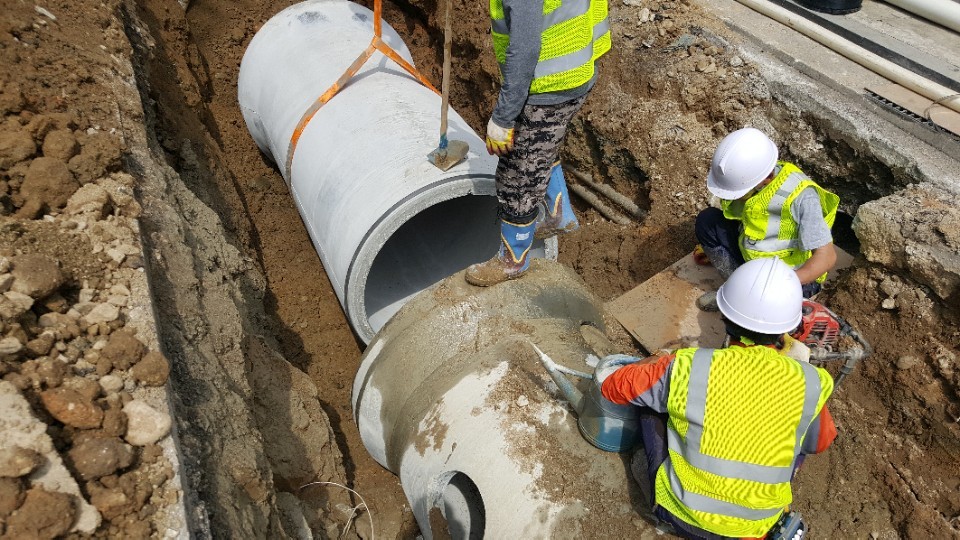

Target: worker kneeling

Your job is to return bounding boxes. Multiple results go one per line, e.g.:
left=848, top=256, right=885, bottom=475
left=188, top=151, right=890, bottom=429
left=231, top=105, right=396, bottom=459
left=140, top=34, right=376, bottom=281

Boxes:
left=601, top=258, right=837, bottom=539
left=695, top=127, right=840, bottom=312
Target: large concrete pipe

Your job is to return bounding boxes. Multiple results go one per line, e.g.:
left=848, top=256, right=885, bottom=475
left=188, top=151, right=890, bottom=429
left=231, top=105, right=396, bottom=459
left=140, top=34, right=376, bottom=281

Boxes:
left=352, top=260, right=653, bottom=538
left=238, top=0, right=557, bottom=342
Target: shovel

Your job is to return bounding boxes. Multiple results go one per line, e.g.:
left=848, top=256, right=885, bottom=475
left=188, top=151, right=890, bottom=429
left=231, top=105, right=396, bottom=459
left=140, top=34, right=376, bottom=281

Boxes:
left=427, top=0, right=469, bottom=171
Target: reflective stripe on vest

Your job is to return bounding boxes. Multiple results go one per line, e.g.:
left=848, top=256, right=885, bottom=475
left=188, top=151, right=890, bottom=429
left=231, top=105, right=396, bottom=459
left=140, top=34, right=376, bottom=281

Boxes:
left=655, top=347, right=833, bottom=537
left=489, top=0, right=610, bottom=94
left=721, top=162, right=840, bottom=284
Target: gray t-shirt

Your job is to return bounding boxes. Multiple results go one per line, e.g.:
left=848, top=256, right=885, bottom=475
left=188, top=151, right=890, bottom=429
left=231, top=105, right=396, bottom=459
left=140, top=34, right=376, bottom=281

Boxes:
left=490, top=0, right=597, bottom=127
left=791, top=187, right=833, bottom=251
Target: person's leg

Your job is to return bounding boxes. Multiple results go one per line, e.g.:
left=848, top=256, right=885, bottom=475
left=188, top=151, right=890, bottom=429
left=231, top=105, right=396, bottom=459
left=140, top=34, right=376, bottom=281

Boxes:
left=535, top=162, right=580, bottom=239
left=466, top=95, right=587, bottom=286
left=631, top=410, right=668, bottom=511
left=694, top=207, right=744, bottom=279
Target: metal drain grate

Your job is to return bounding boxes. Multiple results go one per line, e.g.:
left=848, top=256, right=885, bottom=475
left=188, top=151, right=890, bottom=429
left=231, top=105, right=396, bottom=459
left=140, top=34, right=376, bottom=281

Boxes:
left=865, top=90, right=960, bottom=143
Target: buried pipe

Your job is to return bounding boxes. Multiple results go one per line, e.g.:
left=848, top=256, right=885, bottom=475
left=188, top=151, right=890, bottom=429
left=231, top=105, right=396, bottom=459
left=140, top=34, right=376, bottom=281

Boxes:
left=733, top=0, right=960, bottom=116
left=238, top=0, right=557, bottom=343
left=352, top=261, right=648, bottom=538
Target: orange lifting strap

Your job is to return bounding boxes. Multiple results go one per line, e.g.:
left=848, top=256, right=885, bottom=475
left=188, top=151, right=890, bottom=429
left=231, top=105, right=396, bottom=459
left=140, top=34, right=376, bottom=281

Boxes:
left=285, top=0, right=439, bottom=178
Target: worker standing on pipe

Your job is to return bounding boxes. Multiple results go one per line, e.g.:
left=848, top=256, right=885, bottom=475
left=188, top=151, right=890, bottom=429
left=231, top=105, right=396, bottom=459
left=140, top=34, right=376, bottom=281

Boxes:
left=464, top=0, right=611, bottom=286
left=601, top=258, right=837, bottom=539
left=694, top=127, right=840, bottom=311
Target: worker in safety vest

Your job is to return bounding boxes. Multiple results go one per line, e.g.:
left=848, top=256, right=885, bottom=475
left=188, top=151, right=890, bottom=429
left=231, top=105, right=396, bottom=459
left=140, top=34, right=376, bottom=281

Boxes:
left=464, top=0, right=611, bottom=286
left=601, top=257, right=837, bottom=539
left=694, top=127, right=840, bottom=311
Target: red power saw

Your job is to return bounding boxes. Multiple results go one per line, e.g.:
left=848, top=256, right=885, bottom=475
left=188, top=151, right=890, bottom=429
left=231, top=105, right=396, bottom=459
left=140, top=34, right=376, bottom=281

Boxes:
left=789, top=300, right=872, bottom=387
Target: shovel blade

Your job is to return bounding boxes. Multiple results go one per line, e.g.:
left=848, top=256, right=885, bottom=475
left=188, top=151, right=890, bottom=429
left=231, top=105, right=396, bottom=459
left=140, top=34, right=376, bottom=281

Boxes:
left=427, top=140, right=470, bottom=171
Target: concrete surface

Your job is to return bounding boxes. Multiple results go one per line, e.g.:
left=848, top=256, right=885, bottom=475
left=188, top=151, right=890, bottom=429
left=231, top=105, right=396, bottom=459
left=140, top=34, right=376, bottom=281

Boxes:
left=700, top=0, right=960, bottom=191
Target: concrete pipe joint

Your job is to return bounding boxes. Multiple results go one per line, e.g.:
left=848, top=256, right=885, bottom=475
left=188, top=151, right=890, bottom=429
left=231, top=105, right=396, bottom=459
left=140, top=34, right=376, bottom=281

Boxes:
left=238, top=0, right=557, bottom=342
left=353, top=261, right=646, bottom=538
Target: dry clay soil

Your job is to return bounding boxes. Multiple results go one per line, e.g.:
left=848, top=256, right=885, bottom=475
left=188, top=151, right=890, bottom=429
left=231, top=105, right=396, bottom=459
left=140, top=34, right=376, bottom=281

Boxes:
left=1, top=0, right=960, bottom=537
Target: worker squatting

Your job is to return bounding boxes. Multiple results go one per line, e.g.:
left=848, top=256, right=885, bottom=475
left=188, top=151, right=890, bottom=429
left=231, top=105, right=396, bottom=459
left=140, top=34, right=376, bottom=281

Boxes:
left=464, top=0, right=843, bottom=537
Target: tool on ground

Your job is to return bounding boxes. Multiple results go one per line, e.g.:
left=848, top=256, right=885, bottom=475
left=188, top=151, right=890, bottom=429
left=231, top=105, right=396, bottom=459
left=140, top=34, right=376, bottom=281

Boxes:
left=768, top=510, right=807, bottom=540
left=531, top=343, right=642, bottom=452
left=427, top=0, right=469, bottom=170
left=789, top=299, right=872, bottom=387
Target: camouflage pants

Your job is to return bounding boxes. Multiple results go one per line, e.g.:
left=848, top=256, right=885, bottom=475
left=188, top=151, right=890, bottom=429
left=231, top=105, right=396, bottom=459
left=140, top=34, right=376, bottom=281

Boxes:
left=496, top=93, right=588, bottom=221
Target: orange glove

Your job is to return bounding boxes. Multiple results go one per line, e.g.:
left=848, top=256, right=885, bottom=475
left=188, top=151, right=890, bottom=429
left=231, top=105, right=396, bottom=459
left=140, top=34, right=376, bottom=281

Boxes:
left=693, top=244, right=711, bottom=266
left=485, top=118, right=514, bottom=156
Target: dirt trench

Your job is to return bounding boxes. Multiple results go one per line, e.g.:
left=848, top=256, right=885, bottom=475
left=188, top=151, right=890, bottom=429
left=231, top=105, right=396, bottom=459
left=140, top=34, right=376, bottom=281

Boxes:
left=120, top=0, right=960, bottom=538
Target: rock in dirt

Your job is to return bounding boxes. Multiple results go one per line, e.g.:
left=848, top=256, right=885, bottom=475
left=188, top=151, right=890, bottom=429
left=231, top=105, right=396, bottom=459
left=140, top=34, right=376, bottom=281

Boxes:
left=896, top=355, right=921, bottom=370
left=123, top=400, right=171, bottom=446
left=40, top=386, right=103, bottom=429
left=19, top=156, right=80, bottom=213
left=99, top=374, right=124, bottom=394
left=10, top=253, right=64, bottom=299
left=67, top=437, right=135, bottom=480
left=0, top=381, right=101, bottom=532
left=0, top=446, right=44, bottom=478
left=0, top=476, right=25, bottom=517
left=130, top=351, right=169, bottom=387
left=0, top=336, right=23, bottom=356
left=42, top=129, right=79, bottom=161
left=100, top=330, right=146, bottom=371
left=0, top=291, right=34, bottom=321
left=0, top=130, right=37, bottom=169
left=68, top=132, right=122, bottom=183
left=0, top=83, right=25, bottom=117
left=854, top=184, right=960, bottom=300
left=4, top=487, right=77, bottom=539
left=84, top=302, right=120, bottom=325
left=65, top=183, right=112, bottom=218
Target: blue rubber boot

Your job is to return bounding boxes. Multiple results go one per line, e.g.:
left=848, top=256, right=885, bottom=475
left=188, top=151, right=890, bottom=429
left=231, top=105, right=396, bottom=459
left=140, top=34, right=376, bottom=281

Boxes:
left=535, top=163, right=580, bottom=239
left=465, top=216, right=536, bottom=286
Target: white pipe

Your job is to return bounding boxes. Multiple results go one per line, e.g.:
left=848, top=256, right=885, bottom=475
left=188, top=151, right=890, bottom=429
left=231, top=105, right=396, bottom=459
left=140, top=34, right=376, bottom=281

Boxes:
left=733, top=0, right=960, bottom=116
left=880, top=0, right=960, bottom=34
left=238, top=0, right=556, bottom=343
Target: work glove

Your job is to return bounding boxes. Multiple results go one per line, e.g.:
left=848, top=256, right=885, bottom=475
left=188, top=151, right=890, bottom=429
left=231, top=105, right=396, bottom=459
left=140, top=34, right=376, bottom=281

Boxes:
left=485, top=118, right=514, bottom=156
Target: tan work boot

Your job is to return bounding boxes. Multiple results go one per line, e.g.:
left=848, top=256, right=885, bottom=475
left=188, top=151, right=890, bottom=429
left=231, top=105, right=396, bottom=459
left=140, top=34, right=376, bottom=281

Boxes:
left=464, top=254, right=529, bottom=286
left=465, top=216, right=535, bottom=287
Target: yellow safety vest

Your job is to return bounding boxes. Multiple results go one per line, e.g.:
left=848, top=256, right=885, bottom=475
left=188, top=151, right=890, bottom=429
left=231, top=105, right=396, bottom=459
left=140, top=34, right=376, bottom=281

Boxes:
left=489, top=0, right=611, bottom=94
left=721, top=162, right=840, bottom=284
left=655, top=347, right=833, bottom=538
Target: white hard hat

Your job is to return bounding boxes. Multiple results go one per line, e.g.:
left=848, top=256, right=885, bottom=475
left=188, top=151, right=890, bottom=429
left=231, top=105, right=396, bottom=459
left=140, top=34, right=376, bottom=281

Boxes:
left=706, top=127, right=778, bottom=200
left=716, top=257, right=802, bottom=335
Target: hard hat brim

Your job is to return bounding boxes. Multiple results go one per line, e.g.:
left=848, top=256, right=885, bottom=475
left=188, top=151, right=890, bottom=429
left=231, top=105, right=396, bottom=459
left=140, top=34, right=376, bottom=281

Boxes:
left=706, top=168, right=762, bottom=200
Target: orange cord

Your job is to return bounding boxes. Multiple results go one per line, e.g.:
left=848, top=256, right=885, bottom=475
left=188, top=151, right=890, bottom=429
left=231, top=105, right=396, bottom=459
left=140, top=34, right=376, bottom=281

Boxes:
left=285, top=0, right=439, bottom=177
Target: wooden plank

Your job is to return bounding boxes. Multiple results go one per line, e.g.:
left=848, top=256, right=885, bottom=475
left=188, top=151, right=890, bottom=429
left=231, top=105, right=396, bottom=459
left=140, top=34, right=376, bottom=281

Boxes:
left=867, top=82, right=960, bottom=137
left=606, top=248, right=855, bottom=354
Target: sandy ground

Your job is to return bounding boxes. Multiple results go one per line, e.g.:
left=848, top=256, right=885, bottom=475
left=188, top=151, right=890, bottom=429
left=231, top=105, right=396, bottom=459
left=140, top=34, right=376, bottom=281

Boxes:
left=1, top=0, right=959, bottom=537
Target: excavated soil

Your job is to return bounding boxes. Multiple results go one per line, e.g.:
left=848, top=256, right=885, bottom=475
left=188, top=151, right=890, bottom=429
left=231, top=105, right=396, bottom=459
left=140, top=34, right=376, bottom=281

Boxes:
left=1, top=0, right=959, bottom=537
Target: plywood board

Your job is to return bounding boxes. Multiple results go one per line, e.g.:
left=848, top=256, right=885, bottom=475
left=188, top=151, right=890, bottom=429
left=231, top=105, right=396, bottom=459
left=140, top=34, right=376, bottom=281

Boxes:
left=607, top=248, right=855, bottom=354
left=606, top=253, right=727, bottom=353
left=867, top=82, right=960, bottom=137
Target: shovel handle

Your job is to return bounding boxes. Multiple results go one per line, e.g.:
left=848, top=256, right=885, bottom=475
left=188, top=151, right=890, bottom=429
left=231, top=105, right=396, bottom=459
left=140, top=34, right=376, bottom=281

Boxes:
left=439, top=0, right=453, bottom=137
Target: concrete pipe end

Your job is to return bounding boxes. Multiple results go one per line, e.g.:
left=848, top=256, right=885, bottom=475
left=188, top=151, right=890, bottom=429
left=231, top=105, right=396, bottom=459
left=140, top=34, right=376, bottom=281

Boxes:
left=346, top=175, right=558, bottom=343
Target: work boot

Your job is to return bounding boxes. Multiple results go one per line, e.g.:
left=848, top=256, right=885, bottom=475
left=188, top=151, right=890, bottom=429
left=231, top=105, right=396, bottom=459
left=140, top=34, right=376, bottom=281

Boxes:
left=696, top=290, right=719, bottom=312
left=535, top=163, right=580, bottom=239
left=465, top=216, right=536, bottom=287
